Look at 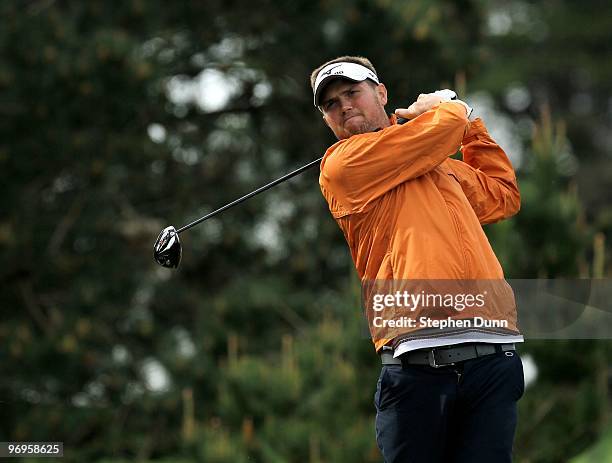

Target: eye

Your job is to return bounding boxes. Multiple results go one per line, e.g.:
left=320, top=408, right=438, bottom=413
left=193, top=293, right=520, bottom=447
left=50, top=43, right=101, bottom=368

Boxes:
left=324, top=100, right=336, bottom=110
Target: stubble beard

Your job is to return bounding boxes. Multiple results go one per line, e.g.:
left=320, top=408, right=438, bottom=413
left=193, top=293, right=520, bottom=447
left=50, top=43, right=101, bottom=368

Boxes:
left=344, top=113, right=388, bottom=137
left=348, top=120, right=378, bottom=135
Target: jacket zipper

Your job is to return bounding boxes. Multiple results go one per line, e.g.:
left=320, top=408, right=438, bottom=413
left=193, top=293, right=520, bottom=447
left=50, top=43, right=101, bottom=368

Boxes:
left=446, top=203, right=469, bottom=278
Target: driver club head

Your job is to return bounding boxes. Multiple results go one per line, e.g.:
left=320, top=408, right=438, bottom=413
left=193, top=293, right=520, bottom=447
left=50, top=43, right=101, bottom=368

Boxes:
left=154, top=226, right=182, bottom=269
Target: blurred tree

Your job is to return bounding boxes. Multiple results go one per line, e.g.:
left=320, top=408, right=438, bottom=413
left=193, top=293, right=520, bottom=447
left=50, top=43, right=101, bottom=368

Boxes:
left=484, top=108, right=608, bottom=462
left=1, top=0, right=610, bottom=462
left=473, top=0, right=612, bottom=270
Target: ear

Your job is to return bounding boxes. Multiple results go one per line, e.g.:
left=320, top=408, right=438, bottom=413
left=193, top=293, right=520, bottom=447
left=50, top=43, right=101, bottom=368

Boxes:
left=376, top=83, right=388, bottom=106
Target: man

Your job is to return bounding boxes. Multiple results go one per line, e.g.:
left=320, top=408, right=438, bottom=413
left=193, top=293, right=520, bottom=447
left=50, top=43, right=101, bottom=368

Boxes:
left=311, top=56, right=525, bottom=463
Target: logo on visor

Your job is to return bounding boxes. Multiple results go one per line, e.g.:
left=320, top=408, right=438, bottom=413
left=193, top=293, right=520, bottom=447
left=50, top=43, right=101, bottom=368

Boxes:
left=321, top=64, right=342, bottom=77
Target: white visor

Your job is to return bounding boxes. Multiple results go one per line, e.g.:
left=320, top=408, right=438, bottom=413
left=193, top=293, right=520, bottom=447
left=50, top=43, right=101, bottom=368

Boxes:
left=313, top=62, right=379, bottom=107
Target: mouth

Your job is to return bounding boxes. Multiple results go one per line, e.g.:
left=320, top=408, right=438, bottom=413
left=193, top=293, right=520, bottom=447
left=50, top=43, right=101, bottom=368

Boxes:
left=344, top=114, right=362, bottom=124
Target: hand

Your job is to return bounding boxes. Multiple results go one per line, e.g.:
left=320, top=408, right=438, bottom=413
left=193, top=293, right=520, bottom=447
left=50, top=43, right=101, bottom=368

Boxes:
left=395, top=93, right=444, bottom=120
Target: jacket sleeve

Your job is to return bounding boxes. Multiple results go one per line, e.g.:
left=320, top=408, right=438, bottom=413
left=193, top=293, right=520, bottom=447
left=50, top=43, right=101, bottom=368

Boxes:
left=319, top=102, right=469, bottom=216
left=446, top=118, right=520, bottom=224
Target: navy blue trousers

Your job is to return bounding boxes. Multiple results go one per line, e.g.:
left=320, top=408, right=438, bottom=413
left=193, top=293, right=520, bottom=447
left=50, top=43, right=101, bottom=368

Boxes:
left=374, top=351, right=525, bottom=463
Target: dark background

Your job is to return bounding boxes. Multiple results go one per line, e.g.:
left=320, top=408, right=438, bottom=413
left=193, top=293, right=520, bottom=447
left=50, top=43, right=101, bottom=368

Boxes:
left=1, top=1, right=611, bottom=461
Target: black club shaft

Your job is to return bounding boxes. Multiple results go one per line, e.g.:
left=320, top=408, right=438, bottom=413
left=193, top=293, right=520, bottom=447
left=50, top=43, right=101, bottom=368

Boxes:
left=176, top=156, right=323, bottom=233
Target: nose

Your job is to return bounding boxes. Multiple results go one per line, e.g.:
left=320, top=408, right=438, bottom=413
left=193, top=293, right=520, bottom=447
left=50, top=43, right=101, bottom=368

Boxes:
left=339, top=96, right=353, bottom=113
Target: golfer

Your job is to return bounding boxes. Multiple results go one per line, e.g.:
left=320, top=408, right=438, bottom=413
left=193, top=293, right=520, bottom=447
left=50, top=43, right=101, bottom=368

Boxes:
left=311, top=56, right=524, bottom=463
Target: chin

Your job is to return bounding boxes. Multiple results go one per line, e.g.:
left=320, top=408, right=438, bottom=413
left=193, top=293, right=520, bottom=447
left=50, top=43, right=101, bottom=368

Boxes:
left=333, top=120, right=374, bottom=139
left=346, top=122, right=372, bottom=136
left=351, top=124, right=374, bottom=135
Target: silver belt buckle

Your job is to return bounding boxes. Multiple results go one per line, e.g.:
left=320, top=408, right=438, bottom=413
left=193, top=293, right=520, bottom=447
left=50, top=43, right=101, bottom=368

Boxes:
left=428, top=348, right=454, bottom=368
left=428, top=349, right=441, bottom=368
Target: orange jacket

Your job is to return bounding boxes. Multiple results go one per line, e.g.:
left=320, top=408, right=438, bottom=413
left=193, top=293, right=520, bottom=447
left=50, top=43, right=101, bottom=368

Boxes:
left=319, top=102, right=521, bottom=351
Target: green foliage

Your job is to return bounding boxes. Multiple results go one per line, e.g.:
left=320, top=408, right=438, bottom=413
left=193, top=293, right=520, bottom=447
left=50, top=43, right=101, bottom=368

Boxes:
left=486, top=107, right=589, bottom=278
left=1, top=0, right=611, bottom=462
left=572, top=423, right=612, bottom=463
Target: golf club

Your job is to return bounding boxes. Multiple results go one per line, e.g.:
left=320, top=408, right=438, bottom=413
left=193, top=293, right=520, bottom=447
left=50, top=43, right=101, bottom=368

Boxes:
left=153, top=156, right=323, bottom=268
left=153, top=116, right=415, bottom=268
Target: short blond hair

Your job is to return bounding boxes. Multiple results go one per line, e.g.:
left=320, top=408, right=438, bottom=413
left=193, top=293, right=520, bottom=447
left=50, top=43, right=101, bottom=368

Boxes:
left=310, top=56, right=378, bottom=91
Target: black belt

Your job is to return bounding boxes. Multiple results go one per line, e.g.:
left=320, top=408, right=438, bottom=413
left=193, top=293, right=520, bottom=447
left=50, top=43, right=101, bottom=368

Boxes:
left=380, top=343, right=516, bottom=368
